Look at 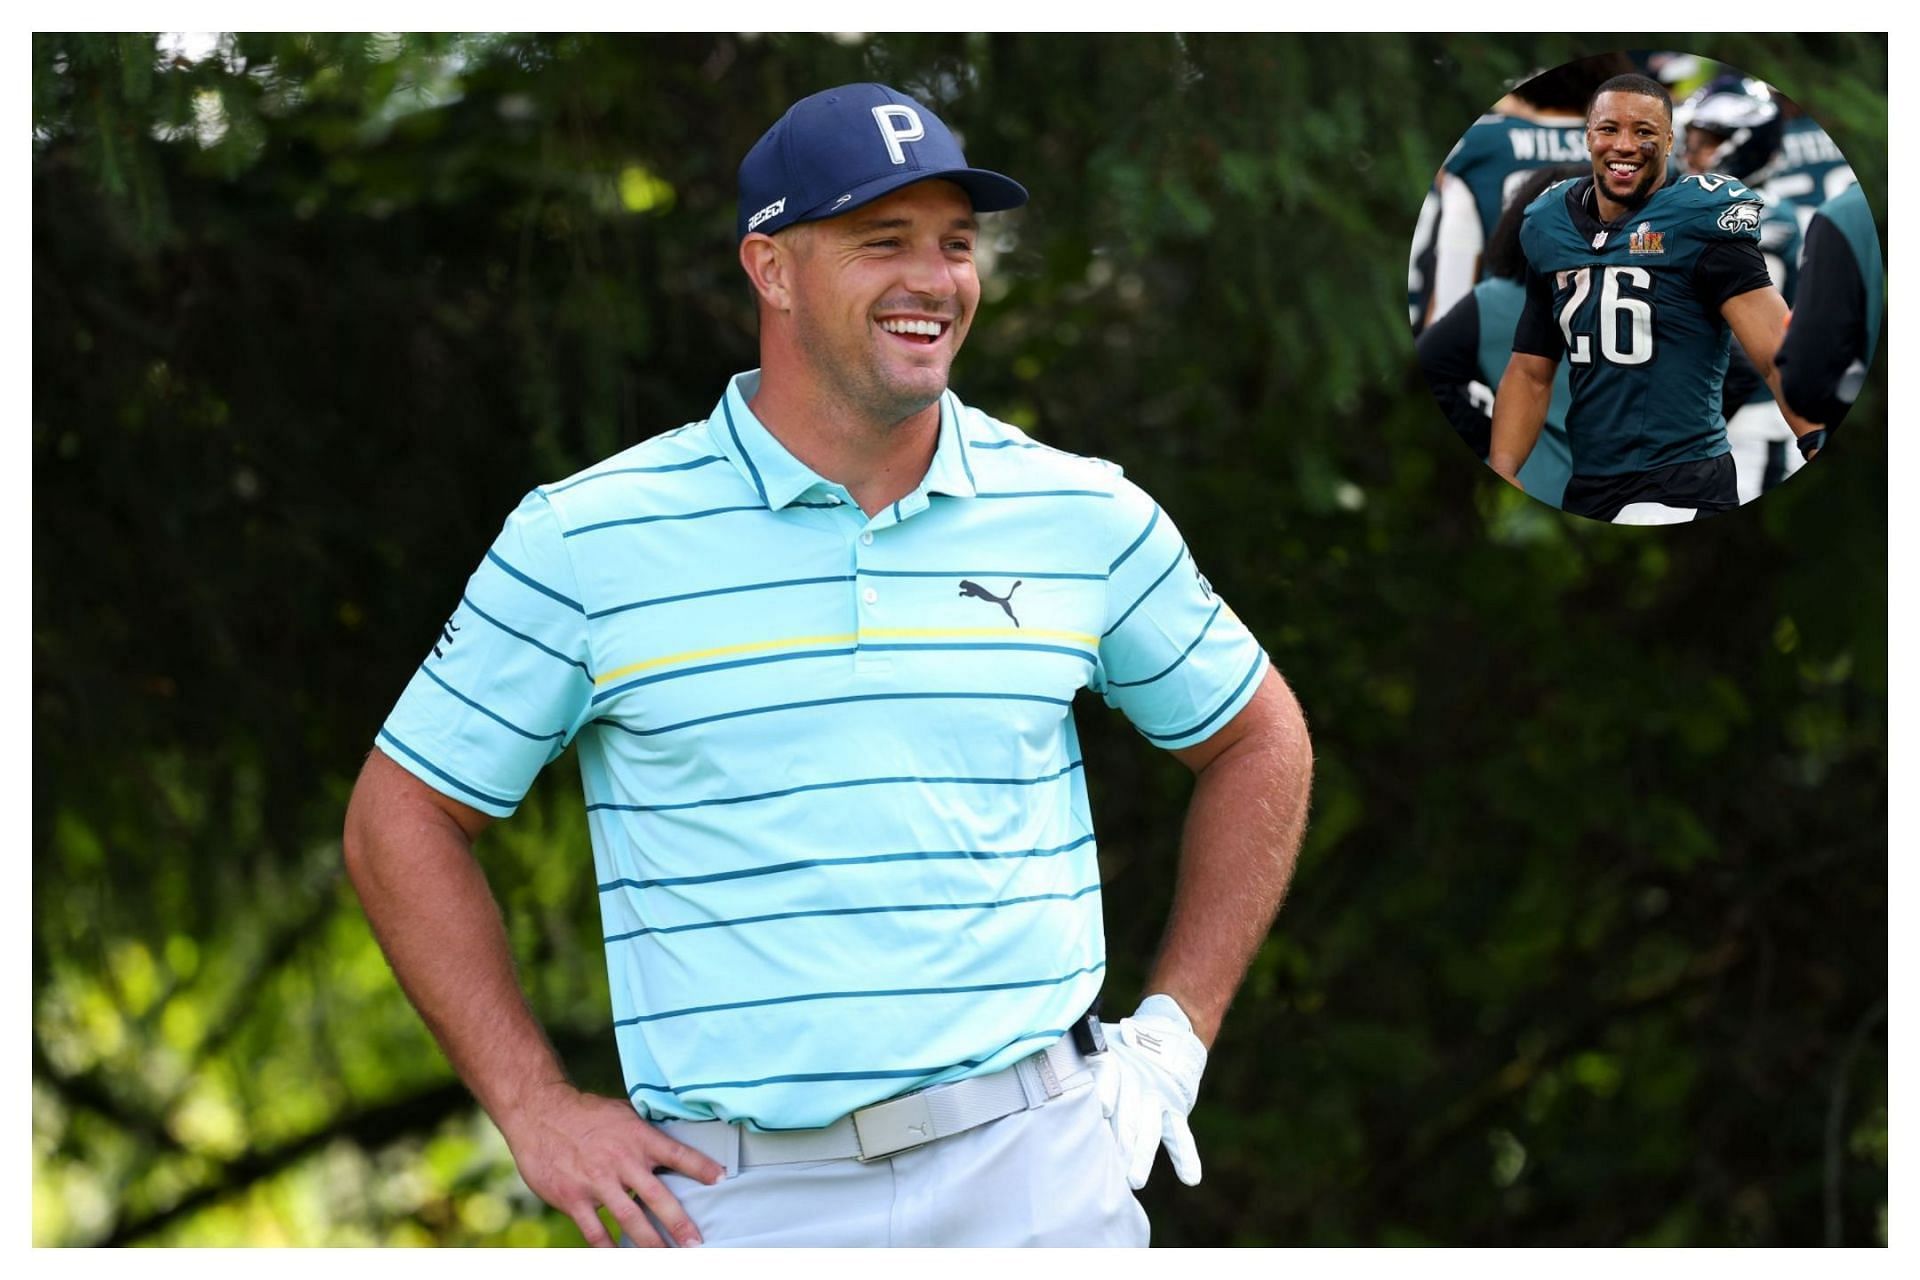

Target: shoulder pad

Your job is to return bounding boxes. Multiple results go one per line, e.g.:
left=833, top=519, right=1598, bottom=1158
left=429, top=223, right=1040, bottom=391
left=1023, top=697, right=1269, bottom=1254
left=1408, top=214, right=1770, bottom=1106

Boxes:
left=1523, top=177, right=1574, bottom=219
left=1443, top=117, right=1503, bottom=170
left=1663, top=173, right=1766, bottom=238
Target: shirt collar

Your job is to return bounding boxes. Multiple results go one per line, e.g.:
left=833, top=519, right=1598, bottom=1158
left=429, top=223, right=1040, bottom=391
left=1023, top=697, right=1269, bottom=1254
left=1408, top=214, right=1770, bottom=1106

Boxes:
left=713, top=371, right=978, bottom=511
left=922, top=389, right=980, bottom=501
left=715, top=371, right=827, bottom=510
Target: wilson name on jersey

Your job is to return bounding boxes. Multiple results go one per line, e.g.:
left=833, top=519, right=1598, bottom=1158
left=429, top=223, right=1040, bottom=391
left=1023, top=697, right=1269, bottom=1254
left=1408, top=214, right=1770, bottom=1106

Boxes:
left=1445, top=113, right=1588, bottom=237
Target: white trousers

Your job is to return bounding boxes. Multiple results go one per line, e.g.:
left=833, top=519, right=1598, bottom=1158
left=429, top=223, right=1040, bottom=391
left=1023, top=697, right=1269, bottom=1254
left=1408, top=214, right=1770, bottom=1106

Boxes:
left=1727, top=399, right=1804, bottom=504
left=629, top=1082, right=1150, bottom=1247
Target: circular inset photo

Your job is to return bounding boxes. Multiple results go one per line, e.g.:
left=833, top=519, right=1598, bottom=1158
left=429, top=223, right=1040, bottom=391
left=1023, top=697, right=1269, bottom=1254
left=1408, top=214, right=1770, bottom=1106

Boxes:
left=1409, top=52, right=1881, bottom=525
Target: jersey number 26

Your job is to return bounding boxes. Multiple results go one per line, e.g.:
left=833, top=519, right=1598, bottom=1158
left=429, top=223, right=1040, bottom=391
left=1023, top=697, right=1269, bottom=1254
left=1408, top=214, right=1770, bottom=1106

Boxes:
left=1555, top=265, right=1653, bottom=366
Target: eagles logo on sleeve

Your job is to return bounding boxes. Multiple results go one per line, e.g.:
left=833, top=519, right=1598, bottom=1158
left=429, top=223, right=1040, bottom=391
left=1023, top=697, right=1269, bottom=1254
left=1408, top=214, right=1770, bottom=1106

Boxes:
left=1717, top=201, right=1764, bottom=234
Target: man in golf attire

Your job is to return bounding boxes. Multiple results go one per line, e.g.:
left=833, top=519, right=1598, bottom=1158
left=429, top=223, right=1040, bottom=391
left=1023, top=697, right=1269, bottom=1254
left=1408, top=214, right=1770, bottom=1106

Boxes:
left=343, top=83, right=1311, bottom=1248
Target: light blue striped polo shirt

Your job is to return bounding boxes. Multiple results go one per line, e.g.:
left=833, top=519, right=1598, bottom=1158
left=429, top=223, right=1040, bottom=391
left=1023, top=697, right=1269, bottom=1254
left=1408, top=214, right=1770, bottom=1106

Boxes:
left=377, top=370, right=1268, bottom=1131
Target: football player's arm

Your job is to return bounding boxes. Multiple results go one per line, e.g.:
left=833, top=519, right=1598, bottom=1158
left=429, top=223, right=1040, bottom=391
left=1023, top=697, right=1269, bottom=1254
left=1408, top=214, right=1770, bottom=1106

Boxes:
left=344, top=754, right=725, bottom=1247
left=1416, top=291, right=1494, bottom=458
left=1427, top=171, right=1485, bottom=327
left=1488, top=266, right=1561, bottom=486
left=1408, top=184, right=1441, bottom=333
left=1721, top=287, right=1823, bottom=450
left=1775, top=209, right=1868, bottom=426
left=1704, top=240, right=1823, bottom=451
left=1152, top=670, right=1314, bottom=1048
left=1488, top=355, right=1556, bottom=484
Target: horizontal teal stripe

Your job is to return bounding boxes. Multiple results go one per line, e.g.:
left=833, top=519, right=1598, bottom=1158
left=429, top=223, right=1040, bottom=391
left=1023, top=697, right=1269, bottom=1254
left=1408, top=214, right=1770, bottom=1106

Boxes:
left=484, top=550, right=581, bottom=613
left=461, top=594, right=591, bottom=675
left=591, top=646, right=857, bottom=706
left=965, top=438, right=1043, bottom=450
left=419, top=663, right=567, bottom=741
left=1107, top=600, right=1224, bottom=688
left=613, top=963, right=1106, bottom=1027
left=1108, top=506, right=1161, bottom=574
left=594, top=690, right=1073, bottom=739
left=586, top=759, right=1083, bottom=815
left=975, top=489, right=1112, bottom=499
left=376, top=729, right=515, bottom=810
left=1139, top=649, right=1266, bottom=743
left=1102, top=544, right=1185, bottom=638
left=632, top=1066, right=953, bottom=1098
left=625, top=1027, right=1071, bottom=1100
left=861, top=569, right=1104, bottom=581
left=597, top=832, right=1096, bottom=893
left=565, top=504, right=762, bottom=537
left=544, top=455, right=725, bottom=494
left=604, top=882, right=1102, bottom=943
left=589, top=574, right=853, bottom=621
left=857, top=642, right=1095, bottom=665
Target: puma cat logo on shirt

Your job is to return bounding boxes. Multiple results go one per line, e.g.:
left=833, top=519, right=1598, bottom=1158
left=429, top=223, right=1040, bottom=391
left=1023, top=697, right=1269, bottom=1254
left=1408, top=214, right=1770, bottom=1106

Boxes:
left=957, top=579, right=1021, bottom=627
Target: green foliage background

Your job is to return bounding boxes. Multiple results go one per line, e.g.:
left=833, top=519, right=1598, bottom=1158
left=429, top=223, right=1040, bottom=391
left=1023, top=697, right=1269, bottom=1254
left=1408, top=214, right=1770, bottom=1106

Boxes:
left=32, top=33, right=1886, bottom=1246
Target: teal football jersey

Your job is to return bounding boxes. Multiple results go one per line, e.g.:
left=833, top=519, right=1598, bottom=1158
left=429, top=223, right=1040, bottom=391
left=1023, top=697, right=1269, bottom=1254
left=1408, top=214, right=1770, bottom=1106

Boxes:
left=1768, top=117, right=1856, bottom=220
left=1443, top=113, right=1588, bottom=243
left=1517, top=173, right=1772, bottom=476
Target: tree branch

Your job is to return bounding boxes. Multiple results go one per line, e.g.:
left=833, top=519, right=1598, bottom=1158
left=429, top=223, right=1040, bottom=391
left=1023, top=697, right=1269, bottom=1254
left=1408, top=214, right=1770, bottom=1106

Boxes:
left=98, top=1025, right=609, bottom=1246
left=1822, top=996, right=1886, bottom=1246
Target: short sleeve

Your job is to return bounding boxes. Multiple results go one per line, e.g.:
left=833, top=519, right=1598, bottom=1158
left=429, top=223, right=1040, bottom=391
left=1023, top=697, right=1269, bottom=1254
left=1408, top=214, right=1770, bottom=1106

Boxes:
left=375, top=490, right=596, bottom=817
left=1694, top=238, right=1775, bottom=310
left=1091, top=476, right=1268, bottom=751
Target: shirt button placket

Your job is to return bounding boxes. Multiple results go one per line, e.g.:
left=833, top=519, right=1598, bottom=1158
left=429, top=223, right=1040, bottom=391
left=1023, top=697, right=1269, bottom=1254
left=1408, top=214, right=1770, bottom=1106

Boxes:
left=854, top=524, right=890, bottom=676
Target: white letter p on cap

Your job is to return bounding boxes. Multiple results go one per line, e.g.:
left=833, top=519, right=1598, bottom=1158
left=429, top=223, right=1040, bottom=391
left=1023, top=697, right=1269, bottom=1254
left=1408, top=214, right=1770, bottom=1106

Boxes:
left=871, top=105, right=924, bottom=165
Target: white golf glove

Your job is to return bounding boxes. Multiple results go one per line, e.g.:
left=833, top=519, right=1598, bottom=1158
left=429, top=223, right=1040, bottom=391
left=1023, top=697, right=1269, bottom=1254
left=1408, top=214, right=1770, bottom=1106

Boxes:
left=1090, top=993, right=1208, bottom=1189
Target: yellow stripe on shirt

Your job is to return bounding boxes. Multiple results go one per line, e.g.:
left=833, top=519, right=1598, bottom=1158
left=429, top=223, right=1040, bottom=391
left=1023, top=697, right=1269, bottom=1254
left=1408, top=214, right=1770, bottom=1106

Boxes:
left=595, top=626, right=1099, bottom=686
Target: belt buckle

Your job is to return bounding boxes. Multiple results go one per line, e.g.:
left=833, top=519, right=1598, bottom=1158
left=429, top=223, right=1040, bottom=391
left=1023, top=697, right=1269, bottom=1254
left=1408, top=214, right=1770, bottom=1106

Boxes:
left=851, top=1092, right=937, bottom=1162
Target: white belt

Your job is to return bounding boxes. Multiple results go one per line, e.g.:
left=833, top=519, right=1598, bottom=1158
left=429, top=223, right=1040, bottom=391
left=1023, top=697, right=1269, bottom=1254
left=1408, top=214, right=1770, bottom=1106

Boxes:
left=661, top=1036, right=1094, bottom=1171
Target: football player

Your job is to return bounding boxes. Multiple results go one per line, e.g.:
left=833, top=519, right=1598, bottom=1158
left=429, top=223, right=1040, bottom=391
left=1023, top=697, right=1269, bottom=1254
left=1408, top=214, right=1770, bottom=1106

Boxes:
left=1487, top=74, right=1819, bottom=524
left=1678, top=75, right=1807, bottom=502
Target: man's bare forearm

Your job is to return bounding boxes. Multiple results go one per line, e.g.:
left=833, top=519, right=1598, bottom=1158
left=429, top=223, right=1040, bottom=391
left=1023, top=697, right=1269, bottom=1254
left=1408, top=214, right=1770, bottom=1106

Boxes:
left=1723, top=286, right=1821, bottom=439
left=342, top=751, right=723, bottom=1247
left=1764, top=366, right=1823, bottom=440
left=1488, top=353, right=1556, bottom=486
left=1149, top=670, right=1313, bottom=1047
left=342, top=751, right=569, bottom=1133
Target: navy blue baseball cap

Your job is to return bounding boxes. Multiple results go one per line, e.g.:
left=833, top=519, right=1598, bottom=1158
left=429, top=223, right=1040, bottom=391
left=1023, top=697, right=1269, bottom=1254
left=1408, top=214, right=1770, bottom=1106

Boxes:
left=737, top=83, right=1028, bottom=241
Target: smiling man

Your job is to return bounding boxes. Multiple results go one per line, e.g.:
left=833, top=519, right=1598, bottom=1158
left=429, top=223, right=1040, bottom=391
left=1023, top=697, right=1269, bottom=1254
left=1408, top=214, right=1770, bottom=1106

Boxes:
left=342, top=83, right=1312, bottom=1248
left=1486, top=73, right=1820, bottom=523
